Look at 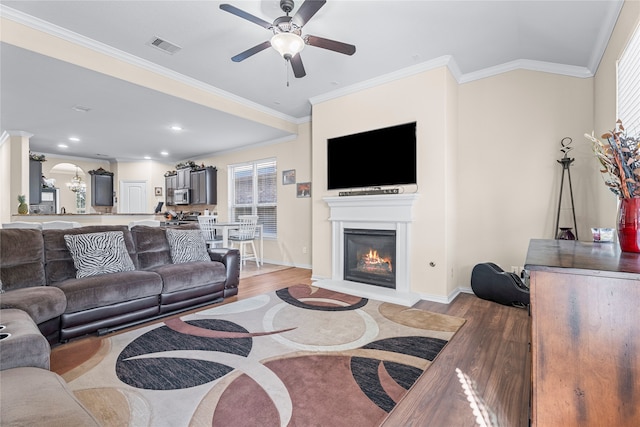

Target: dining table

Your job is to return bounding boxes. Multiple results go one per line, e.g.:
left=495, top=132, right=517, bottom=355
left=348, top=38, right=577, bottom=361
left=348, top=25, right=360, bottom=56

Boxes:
left=210, top=221, right=263, bottom=264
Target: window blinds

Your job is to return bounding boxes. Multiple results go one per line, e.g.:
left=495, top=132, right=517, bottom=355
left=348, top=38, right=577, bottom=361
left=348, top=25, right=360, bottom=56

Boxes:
left=618, top=24, right=640, bottom=133
left=229, top=159, right=277, bottom=237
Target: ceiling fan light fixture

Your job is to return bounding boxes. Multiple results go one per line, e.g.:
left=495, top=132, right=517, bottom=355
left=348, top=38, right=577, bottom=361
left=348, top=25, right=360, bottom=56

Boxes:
left=271, top=32, right=304, bottom=59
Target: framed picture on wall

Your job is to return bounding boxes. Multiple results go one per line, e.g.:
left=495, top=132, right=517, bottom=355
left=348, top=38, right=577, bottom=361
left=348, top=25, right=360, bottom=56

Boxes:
left=297, top=182, right=311, bottom=198
left=283, top=169, right=296, bottom=185
left=154, top=187, right=163, bottom=196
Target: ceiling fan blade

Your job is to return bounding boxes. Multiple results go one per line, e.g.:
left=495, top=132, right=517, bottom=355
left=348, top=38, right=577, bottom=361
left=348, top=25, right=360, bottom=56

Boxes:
left=292, top=0, right=326, bottom=28
left=231, top=41, right=272, bottom=62
left=290, top=53, right=306, bottom=78
left=219, top=4, right=272, bottom=29
left=305, top=35, right=356, bottom=56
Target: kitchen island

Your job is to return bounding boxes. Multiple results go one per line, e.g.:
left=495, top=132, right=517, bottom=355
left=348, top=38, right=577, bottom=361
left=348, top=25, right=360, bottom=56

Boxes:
left=9, top=213, right=164, bottom=227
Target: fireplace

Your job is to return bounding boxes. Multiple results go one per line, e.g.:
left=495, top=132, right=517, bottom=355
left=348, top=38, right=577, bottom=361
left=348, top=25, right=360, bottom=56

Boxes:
left=318, top=193, right=420, bottom=306
left=344, top=229, right=396, bottom=288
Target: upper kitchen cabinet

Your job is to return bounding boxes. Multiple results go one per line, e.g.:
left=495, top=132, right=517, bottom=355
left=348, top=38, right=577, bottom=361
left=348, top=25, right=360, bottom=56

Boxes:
left=191, top=167, right=217, bottom=205
left=89, top=168, right=114, bottom=206
left=29, top=159, right=42, bottom=204
left=165, top=174, right=177, bottom=206
left=176, top=168, right=191, bottom=190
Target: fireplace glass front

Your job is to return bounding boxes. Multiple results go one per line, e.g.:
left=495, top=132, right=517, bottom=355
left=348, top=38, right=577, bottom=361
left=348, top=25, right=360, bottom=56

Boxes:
left=344, top=228, right=396, bottom=289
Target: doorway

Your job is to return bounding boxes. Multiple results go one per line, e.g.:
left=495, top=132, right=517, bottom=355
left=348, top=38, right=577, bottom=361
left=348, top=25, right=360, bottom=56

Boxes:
left=120, top=181, right=147, bottom=213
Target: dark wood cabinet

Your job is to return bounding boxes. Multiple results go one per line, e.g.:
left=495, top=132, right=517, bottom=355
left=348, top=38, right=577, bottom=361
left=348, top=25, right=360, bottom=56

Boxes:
left=89, top=169, right=114, bottom=206
left=29, top=159, right=42, bottom=204
left=176, top=168, right=191, bottom=190
left=190, top=167, right=217, bottom=205
left=165, top=175, right=176, bottom=206
left=525, top=239, right=640, bottom=426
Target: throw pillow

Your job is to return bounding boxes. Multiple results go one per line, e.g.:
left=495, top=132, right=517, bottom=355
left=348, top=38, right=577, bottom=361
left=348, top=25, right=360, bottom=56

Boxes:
left=165, top=229, right=211, bottom=264
left=64, top=231, right=136, bottom=278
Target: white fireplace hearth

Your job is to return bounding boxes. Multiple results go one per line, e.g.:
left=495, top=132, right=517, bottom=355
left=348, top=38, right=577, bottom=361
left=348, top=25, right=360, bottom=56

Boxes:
left=315, top=194, right=421, bottom=306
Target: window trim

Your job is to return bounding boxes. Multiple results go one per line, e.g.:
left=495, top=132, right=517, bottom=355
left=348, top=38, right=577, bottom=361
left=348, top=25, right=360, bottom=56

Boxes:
left=228, top=158, right=277, bottom=239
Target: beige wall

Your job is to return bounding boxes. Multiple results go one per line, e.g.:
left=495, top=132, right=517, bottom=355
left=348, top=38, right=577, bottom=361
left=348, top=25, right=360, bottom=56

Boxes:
left=41, top=156, right=110, bottom=214
left=195, top=122, right=312, bottom=268
left=457, top=70, right=594, bottom=289
left=115, top=160, right=172, bottom=213
left=310, top=0, right=639, bottom=299
left=2, top=1, right=638, bottom=297
left=592, top=0, right=640, bottom=227
left=311, top=67, right=459, bottom=299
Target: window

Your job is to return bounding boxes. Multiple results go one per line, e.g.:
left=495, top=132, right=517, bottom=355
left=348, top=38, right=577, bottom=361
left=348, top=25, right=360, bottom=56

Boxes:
left=228, top=159, right=277, bottom=237
left=618, top=23, right=640, bottom=131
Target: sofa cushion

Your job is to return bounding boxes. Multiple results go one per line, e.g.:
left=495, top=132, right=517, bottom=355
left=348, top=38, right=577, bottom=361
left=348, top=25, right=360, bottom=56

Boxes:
left=0, top=367, right=100, bottom=426
left=166, top=228, right=211, bottom=264
left=150, top=261, right=227, bottom=294
left=64, top=231, right=135, bottom=278
left=0, top=309, right=50, bottom=370
left=0, top=228, right=46, bottom=290
left=54, top=270, right=163, bottom=314
left=0, top=286, right=66, bottom=325
left=131, top=223, right=200, bottom=270
left=44, top=225, right=139, bottom=285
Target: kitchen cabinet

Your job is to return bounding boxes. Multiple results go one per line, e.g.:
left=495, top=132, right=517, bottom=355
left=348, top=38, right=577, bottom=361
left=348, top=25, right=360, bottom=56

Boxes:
left=89, top=169, right=114, bottom=206
left=190, top=167, right=217, bottom=205
left=525, top=239, right=640, bottom=426
left=176, top=168, right=191, bottom=190
left=29, top=159, right=42, bottom=204
left=165, top=174, right=176, bottom=206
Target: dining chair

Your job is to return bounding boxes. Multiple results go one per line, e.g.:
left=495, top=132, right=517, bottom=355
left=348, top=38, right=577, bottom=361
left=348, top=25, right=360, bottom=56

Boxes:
left=198, top=215, right=223, bottom=249
left=2, top=221, right=42, bottom=229
left=228, top=215, right=260, bottom=268
left=128, top=220, right=161, bottom=229
left=41, top=221, right=82, bottom=230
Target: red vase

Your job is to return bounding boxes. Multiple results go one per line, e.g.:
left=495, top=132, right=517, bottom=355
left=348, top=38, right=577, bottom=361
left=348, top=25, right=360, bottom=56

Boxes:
left=617, top=198, right=640, bottom=252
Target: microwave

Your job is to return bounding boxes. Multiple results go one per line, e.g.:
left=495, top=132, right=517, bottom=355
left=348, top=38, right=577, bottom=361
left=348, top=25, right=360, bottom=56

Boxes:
left=174, top=189, right=190, bottom=205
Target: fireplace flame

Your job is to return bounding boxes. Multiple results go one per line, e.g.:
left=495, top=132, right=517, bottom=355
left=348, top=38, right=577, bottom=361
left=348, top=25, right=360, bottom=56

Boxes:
left=360, top=249, right=393, bottom=272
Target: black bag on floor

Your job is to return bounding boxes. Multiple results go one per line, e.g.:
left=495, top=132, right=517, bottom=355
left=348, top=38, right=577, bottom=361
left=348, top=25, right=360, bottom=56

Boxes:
left=471, top=262, right=529, bottom=308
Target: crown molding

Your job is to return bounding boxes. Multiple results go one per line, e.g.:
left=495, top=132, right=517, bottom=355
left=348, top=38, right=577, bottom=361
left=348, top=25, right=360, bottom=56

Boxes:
left=0, top=5, right=299, bottom=125
left=309, top=56, right=458, bottom=106
left=458, top=59, right=593, bottom=84
left=3, top=130, right=35, bottom=138
left=587, top=0, right=625, bottom=74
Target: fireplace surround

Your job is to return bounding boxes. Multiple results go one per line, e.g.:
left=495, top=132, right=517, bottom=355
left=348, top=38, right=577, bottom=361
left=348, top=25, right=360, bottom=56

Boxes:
left=316, top=194, right=420, bottom=306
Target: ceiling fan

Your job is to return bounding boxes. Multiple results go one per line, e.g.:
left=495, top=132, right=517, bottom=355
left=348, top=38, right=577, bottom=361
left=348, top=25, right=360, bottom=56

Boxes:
left=220, top=0, right=356, bottom=78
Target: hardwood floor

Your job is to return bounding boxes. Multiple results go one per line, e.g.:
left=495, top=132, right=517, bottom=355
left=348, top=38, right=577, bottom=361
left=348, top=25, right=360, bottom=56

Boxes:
left=51, top=266, right=531, bottom=426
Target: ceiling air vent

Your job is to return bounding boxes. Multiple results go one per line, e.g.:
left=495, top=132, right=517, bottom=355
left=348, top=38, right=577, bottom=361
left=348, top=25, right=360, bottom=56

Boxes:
left=147, top=36, right=182, bottom=55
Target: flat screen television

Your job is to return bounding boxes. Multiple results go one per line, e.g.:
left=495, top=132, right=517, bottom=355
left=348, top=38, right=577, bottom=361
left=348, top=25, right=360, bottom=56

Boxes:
left=327, top=122, right=417, bottom=190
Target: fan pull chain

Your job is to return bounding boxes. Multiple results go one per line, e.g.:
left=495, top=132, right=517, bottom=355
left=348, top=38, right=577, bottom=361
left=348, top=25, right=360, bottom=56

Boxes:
left=285, top=59, right=290, bottom=87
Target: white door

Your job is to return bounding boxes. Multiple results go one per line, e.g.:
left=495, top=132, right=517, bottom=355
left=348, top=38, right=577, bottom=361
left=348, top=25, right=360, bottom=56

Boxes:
left=120, top=181, right=147, bottom=213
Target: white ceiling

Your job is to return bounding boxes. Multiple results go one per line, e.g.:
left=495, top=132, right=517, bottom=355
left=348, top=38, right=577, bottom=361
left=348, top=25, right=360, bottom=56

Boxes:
left=0, top=0, right=624, bottom=163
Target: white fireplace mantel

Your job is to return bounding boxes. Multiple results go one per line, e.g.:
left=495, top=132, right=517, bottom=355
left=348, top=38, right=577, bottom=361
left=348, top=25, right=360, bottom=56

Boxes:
left=316, top=193, right=421, bottom=306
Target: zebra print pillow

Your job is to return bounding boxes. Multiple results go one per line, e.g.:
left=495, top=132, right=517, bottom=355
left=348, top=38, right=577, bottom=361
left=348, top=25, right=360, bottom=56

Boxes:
left=165, top=229, right=211, bottom=264
left=64, top=231, right=136, bottom=278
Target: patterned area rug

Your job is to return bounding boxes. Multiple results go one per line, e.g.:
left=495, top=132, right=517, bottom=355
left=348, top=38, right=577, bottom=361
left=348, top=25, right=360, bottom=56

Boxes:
left=62, top=285, right=465, bottom=426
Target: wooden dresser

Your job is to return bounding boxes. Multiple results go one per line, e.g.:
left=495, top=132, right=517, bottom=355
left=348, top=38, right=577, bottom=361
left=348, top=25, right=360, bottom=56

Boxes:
left=525, top=239, right=640, bottom=426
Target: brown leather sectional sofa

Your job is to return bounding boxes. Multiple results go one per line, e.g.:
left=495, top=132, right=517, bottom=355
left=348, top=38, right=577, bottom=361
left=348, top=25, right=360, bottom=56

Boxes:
left=0, top=223, right=240, bottom=343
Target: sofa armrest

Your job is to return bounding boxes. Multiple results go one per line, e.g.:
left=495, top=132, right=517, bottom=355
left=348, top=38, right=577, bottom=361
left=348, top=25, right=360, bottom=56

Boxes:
left=208, top=248, right=240, bottom=297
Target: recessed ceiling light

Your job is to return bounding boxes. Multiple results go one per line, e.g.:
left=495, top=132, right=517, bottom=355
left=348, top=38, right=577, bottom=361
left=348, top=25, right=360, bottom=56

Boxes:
left=71, top=105, right=91, bottom=113
left=144, top=156, right=151, bottom=160
left=170, top=125, right=182, bottom=131
left=57, top=143, right=68, bottom=148
left=69, top=137, right=80, bottom=142
left=160, top=151, right=169, bottom=156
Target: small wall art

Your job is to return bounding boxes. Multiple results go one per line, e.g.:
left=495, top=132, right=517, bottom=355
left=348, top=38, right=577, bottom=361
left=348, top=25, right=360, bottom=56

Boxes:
left=297, top=182, right=311, bottom=198
left=154, top=187, right=163, bottom=196
left=283, top=169, right=296, bottom=185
